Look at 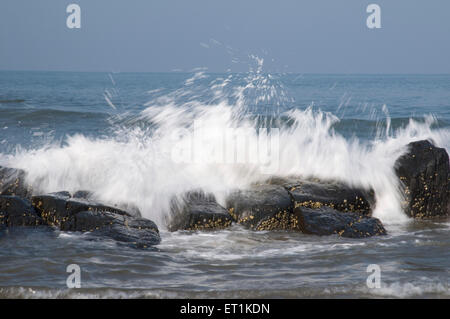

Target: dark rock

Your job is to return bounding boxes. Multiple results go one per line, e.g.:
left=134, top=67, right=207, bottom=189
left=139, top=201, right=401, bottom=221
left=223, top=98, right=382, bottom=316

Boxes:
left=72, top=190, right=142, bottom=218
left=225, top=185, right=295, bottom=230
left=0, top=166, right=33, bottom=199
left=31, top=194, right=160, bottom=246
left=72, top=190, right=92, bottom=199
left=293, top=206, right=386, bottom=238
left=68, top=210, right=159, bottom=248
left=224, top=182, right=386, bottom=238
left=268, top=177, right=374, bottom=216
left=448, top=178, right=450, bottom=215
left=0, top=195, right=43, bottom=227
left=168, top=190, right=233, bottom=231
left=395, top=140, right=450, bottom=218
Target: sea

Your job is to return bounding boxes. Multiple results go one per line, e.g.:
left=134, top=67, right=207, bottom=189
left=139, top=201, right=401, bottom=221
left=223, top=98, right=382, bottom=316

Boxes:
left=0, top=70, right=449, bottom=298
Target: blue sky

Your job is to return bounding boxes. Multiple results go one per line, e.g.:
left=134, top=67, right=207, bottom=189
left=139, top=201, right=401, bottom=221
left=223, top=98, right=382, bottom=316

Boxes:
left=1, top=0, right=449, bottom=73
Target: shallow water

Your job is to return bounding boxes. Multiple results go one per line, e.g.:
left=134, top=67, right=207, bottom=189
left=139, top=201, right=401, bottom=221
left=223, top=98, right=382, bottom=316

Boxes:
left=0, top=71, right=449, bottom=298
left=0, top=221, right=449, bottom=298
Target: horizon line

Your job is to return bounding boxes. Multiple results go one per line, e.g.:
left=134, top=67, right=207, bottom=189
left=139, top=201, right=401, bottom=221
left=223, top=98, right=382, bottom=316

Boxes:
left=1, top=69, right=450, bottom=76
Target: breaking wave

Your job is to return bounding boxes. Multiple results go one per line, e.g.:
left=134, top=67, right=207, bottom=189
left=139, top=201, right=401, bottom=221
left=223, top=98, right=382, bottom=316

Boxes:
left=1, top=66, right=449, bottom=228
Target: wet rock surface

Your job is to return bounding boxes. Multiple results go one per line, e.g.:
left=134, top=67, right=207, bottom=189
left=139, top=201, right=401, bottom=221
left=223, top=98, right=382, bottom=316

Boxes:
left=0, top=166, right=33, bottom=199
left=224, top=182, right=385, bottom=237
left=0, top=195, right=43, bottom=227
left=395, top=140, right=450, bottom=218
left=225, top=185, right=295, bottom=230
left=293, top=206, right=386, bottom=238
left=268, top=177, right=374, bottom=216
left=38, top=191, right=142, bottom=217
left=168, top=191, right=233, bottom=231
left=31, top=193, right=160, bottom=247
left=70, top=210, right=160, bottom=248
left=9, top=158, right=441, bottom=241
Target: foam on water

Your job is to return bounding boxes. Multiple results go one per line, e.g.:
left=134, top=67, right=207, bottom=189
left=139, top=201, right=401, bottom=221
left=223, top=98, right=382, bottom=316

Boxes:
left=0, top=67, right=449, bottom=228
left=365, top=280, right=450, bottom=298
left=1, top=280, right=448, bottom=299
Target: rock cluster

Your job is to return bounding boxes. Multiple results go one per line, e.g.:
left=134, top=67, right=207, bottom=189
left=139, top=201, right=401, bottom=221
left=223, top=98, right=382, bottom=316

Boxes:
left=1, top=139, right=448, bottom=245
left=223, top=182, right=385, bottom=238
left=0, top=169, right=160, bottom=248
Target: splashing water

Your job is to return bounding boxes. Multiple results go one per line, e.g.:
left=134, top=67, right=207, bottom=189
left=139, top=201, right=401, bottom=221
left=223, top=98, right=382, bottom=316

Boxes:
left=0, top=66, right=449, bottom=228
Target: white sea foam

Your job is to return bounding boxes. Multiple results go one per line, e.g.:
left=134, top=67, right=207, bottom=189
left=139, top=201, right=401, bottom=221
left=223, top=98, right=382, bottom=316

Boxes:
left=0, top=69, right=448, bottom=229
left=366, top=280, right=450, bottom=298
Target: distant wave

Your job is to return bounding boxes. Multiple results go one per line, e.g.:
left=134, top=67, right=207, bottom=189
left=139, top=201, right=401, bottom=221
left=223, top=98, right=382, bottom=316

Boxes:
left=0, top=99, right=25, bottom=104
left=0, top=108, right=108, bottom=121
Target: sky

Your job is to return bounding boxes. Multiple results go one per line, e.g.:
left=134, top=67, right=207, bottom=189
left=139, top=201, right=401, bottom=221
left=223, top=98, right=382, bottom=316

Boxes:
left=1, top=0, right=449, bottom=73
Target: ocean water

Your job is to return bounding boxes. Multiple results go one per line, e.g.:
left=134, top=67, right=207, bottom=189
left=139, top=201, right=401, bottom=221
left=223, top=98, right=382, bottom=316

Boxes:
left=0, top=70, right=449, bottom=298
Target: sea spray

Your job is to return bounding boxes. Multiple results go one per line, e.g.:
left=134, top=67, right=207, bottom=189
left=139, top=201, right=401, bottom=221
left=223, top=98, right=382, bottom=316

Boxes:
left=0, top=71, right=449, bottom=228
